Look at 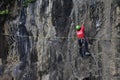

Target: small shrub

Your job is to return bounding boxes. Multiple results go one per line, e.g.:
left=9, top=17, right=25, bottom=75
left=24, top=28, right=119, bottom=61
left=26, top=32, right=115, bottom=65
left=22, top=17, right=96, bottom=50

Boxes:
left=23, top=0, right=36, bottom=7
left=0, top=9, right=9, bottom=15
left=113, top=0, right=120, bottom=6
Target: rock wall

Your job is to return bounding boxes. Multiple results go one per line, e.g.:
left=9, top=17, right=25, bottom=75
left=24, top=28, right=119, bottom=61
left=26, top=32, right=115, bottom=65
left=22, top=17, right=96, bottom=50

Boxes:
left=0, top=0, right=120, bottom=80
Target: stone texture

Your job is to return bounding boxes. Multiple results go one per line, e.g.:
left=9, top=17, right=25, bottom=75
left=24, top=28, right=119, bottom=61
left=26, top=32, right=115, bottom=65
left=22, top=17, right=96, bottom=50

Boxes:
left=0, top=0, right=120, bottom=80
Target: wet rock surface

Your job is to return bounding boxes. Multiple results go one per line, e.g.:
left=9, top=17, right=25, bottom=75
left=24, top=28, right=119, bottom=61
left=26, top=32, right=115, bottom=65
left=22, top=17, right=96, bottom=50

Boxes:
left=0, top=0, right=120, bottom=80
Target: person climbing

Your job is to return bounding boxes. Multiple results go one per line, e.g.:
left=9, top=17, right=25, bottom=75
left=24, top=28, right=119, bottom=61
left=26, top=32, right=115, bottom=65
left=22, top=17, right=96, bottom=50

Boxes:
left=76, top=22, right=91, bottom=57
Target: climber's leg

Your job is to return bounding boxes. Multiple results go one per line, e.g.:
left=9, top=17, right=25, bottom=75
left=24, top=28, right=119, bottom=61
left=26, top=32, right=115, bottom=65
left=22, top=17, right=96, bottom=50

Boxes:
left=78, top=39, right=82, bottom=47
left=79, top=48, right=84, bottom=57
left=78, top=39, right=84, bottom=57
left=84, top=38, right=91, bottom=56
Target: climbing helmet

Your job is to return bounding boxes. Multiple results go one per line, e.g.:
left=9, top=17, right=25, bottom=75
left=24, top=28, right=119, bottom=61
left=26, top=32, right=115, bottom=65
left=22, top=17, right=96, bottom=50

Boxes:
left=76, top=25, right=81, bottom=30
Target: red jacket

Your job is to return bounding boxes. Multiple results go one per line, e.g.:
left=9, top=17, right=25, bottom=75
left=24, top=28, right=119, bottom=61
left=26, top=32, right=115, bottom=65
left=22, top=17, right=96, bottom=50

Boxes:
left=76, top=24, right=85, bottom=39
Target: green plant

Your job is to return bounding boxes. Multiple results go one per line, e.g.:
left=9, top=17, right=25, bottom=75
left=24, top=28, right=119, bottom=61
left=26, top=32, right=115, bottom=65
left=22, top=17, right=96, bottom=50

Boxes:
left=0, top=9, right=9, bottom=15
left=23, top=3, right=28, bottom=7
left=23, top=0, right=36, bottom=7
left=113, top=0, right=120, bottom=6
left=23, top=0, right=29, bottom=7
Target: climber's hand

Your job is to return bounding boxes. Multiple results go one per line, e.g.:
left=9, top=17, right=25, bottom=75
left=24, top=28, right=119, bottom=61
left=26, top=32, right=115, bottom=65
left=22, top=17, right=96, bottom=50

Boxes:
left=82, top=22, right=84, bottom=25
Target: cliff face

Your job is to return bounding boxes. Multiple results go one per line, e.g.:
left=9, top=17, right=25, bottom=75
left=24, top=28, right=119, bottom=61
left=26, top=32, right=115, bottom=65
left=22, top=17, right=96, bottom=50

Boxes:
left=0, top=0, right=120, bottom=80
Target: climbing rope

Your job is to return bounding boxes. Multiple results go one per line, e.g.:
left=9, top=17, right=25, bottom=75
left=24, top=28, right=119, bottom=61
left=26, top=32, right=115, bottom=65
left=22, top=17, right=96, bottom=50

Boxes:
left=1, top=34, right=120, bottom=40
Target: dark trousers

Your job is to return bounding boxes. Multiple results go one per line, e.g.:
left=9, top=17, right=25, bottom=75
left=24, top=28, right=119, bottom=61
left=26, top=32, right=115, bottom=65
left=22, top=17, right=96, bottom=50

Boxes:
left=78, top=38, right=89, bottom=56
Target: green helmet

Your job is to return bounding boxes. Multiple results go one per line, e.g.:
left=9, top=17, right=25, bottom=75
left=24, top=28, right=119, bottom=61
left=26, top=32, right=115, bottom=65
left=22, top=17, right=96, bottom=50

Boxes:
left=76, top=25, right=81, bottom=30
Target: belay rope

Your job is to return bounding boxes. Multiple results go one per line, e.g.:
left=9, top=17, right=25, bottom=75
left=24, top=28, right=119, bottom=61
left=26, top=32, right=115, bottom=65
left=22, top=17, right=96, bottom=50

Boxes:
left=70, top=1, right=101, bottom=79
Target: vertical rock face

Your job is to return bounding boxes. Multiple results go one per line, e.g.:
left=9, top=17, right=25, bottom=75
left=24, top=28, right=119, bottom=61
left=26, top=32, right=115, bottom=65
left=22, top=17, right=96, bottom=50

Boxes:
left=0, top=0, right=120, bottom=80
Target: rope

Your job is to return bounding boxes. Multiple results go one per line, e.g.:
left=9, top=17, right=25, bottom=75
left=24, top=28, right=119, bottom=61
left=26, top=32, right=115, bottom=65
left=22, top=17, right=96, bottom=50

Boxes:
left=1, top=34, right=120, bottom=40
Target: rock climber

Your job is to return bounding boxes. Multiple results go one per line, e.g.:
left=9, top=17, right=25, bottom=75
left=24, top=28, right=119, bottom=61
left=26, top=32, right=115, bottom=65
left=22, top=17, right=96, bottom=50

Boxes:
left=76, top=23, right=91, bottom=57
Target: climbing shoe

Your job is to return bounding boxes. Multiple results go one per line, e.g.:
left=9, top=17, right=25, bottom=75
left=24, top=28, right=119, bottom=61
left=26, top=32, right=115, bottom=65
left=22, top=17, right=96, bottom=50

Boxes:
left=85, top=52, right=91, bottom=56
